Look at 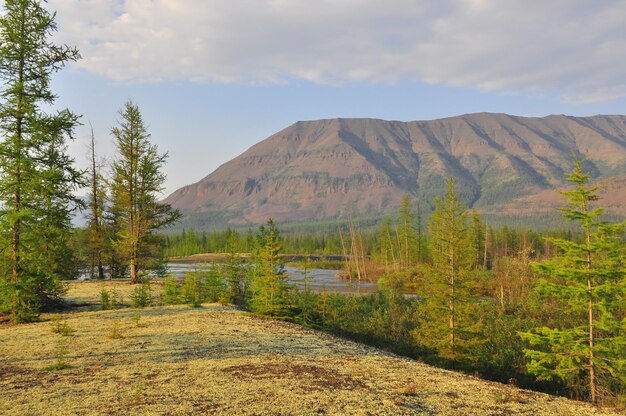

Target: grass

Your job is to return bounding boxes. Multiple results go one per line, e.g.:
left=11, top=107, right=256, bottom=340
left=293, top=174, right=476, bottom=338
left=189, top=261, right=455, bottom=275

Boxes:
left=0, top=280, right=621, bottom=415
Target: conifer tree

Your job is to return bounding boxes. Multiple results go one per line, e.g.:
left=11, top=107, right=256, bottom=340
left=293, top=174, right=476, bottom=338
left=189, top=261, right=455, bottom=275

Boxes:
left=397, top=193, right=417, bottom=268
left=109, top=101, right=180, bottom=283
left=470, top=208, right=485, bottom=271
left=86, top=125, right=106, bottom=279
left=0, top=0, right=82, bottom=321
left=248, top=219, right=288, bottom=315
left=377, top=218, right=397, bottom=273
left=416, top=178, right=478, bottom=361
left=222, top=230, right=246, bottom=305
left=519, top=160, right=626, bottom=404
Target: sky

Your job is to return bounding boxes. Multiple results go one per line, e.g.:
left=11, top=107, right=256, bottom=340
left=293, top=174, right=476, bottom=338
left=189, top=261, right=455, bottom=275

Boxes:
left=36, top=0, right=626, bottom=196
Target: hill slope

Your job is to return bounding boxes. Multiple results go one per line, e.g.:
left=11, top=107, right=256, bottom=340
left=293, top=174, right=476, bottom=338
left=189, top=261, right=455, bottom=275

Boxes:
left=165, top=113, right=626, bottom=227
left=0, top=280, right=619, bottom=415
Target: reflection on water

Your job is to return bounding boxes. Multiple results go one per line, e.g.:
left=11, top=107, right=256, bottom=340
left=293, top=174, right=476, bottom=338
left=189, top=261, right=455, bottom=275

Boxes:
left=167, top=262, right=377, bottom=294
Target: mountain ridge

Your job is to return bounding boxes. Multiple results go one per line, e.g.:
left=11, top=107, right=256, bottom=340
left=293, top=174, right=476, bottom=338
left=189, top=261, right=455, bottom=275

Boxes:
left=165, top=113, right=626, bottom=228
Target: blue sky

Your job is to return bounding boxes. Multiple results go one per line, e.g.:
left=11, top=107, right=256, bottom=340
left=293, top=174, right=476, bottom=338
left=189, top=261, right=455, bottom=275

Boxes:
left=42, top=0, right=626, bottom=196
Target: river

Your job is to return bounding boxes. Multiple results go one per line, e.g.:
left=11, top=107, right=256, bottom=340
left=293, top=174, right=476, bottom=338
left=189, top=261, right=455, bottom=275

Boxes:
left=168, top=262, right=377, bottom=294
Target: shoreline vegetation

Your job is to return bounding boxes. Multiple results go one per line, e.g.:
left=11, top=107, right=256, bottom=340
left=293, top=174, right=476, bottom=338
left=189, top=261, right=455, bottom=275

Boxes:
left=0, top=279, right=619, bottom=416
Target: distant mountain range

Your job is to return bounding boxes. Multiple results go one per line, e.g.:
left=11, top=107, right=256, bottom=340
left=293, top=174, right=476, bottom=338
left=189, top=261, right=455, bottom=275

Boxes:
left=164, top=113, right=626, bottom=229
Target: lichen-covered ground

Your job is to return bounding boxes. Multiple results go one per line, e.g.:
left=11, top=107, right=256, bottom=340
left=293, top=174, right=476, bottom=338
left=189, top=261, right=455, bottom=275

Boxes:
left=0, top=281, right=619, bottom=415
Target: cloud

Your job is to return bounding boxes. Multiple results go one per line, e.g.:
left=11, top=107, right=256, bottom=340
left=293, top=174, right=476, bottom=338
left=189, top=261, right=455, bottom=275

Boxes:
left=48, top=0, right=626, bottom=103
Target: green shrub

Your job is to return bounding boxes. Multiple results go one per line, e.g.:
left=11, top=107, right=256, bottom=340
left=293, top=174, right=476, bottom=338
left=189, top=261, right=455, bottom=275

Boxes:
left=131, top=310, right=147, bottom=328
left=162, top=275, right=180, bottom=305
left=107, top=320, right=123, bottom=339
left=181, top=272, right=203, bottom=307
left=49, top=316, right=74, bottom=336
left=202, top=265, right=225, bottom=303
left=130, top=278, right=152, bottom=308
left=45, top=338, right=71, bottom=371
left=100, top=289, right=122, bottom=310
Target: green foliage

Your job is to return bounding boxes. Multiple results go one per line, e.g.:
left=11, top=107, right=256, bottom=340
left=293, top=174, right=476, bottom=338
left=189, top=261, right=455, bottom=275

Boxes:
left=45, top=338, right=72, bottom=371
left=151, top=254, right=170, bottom=279
left=202, top=265, right=225, bottom=303
left=181, top=272, right=204, bottom=307
left=419, top=177, right=481, bottom=362
left=109, top=101, right=180, bottom=283
left=130, top=278, right=153, bottom=308
left=248, top=219, right=289, bottom=316
left=162, top=276, right=180, bottom=305
left=290, top=262, right=319, bottom=326
left=131, top=311, right=147, bottom=328
left=0, top=0, right=82, bottom=322
left=180, top=264, right=224, bottom=307
left=107, top=320, right=123, bottom=339
left=221, top=231, right=246, bottom=305
left=100, top=289, right=121, bottom=310
left=397, top=193, right=419, bottom=268
left=49, top=316, right=75, bottom=336
left=519, top=160, right=626, bottom=404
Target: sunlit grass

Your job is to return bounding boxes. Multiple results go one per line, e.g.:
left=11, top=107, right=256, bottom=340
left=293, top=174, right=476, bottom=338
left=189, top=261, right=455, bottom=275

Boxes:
left=0, top=280, right=618, bottom=415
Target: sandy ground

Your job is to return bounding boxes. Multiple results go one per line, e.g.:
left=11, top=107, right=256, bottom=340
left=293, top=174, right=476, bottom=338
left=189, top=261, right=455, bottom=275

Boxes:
left=0, top=281, right=620, bottom=415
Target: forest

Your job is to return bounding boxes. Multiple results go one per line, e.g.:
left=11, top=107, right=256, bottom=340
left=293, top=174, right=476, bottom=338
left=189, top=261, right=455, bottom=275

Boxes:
left=0, top=0, right=625, bottom=410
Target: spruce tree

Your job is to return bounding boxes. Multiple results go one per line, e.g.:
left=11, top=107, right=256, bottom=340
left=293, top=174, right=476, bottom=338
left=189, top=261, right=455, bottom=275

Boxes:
left=109, top=101, right=180, bottom=283
left=0, top=0, right=82, bottom=321
left=519, top=160, right=626, bottom=404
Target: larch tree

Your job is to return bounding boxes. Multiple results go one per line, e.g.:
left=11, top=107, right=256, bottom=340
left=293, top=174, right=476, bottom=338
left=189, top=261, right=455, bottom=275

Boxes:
left=0, top=0, right=82, bottom=321
left=397, top=193, right=417, bottom=269
left=519, top=160, right=626, bottom=405
left=86, top=125, right=106, bottom=279
left=415, top=177, right=478, bottom=362
left=248, top=219, right=288, bottom=316
left=109, top=101, right=180, bottom=284
left=222, top=230, right=246, bottom=306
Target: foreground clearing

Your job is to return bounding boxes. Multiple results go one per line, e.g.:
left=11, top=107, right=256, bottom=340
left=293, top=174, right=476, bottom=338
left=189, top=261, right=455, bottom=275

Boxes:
left=0, top=281, right=619, bottom=415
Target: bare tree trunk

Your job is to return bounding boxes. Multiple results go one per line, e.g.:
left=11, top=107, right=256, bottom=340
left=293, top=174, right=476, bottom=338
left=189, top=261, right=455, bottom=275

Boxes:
left=10, top=34, right=26, bottom=320
left=449, top=207, right=456, bottom=353
left=348, top=219, right=362, bottom=281
left=358, top=227, right=367, bottom=281
left=483, top=223, right=489, bottom=270
left=89, top=126, right=105, bottom=279
left=585, top=212, right=597, bottom=404
left=339, top=229, right=352, bottom=278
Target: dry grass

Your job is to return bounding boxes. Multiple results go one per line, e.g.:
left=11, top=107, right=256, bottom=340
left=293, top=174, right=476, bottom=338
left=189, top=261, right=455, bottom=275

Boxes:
left=0, top=280, right=620, bottom=415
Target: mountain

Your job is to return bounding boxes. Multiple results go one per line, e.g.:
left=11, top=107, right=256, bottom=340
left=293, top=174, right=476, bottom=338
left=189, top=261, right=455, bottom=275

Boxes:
left=165, top=113, right=626, bottom=229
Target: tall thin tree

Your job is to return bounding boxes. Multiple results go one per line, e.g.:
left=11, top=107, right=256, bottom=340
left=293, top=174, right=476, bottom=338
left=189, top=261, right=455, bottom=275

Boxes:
left=520, top=160, right=626, bottom=404
left=109, top=101, right=180, bottom=284
left=0, top=0, right=82, bottom=321
left=86, top=124, right=106, bottom=279
left=415, top=178, right=479, bottom=362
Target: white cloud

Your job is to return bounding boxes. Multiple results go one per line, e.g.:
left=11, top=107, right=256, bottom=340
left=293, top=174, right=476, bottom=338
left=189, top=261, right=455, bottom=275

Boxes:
left=48, top=0, right=626, bottom=103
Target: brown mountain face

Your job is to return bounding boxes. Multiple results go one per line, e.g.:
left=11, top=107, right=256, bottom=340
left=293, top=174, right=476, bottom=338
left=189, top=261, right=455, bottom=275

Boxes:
left=165, top=113, right=626, bottom=228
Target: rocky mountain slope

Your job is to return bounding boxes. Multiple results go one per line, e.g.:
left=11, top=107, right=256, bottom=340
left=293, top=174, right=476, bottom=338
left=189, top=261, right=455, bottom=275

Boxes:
left=165, top=113, right=626, bottom=227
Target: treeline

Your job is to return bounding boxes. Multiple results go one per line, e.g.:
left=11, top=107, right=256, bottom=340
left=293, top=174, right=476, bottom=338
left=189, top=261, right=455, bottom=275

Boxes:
left=0, top=1, right=178, bottom=322
left=163, top=228, right=344, bottom=257
left=163, top=208, right=577, bottom=272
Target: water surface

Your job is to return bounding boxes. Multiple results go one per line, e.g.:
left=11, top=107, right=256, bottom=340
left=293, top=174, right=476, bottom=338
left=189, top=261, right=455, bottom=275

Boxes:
left=168, top=262, right=377, bottom=294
